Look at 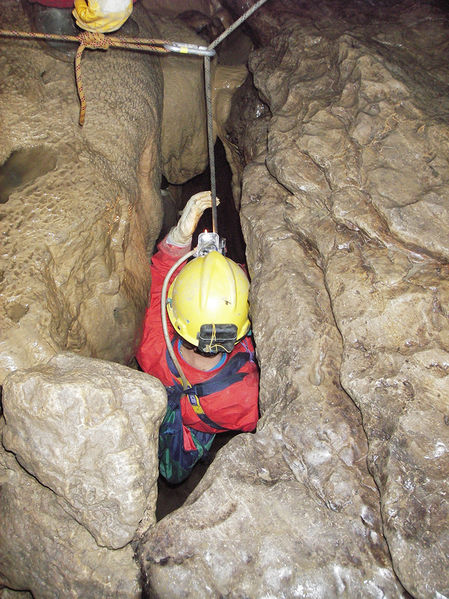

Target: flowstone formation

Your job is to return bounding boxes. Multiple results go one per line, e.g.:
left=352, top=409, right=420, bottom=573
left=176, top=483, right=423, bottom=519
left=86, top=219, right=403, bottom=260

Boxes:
left=0, top=1, right=163, bottom=381
left=138, top=1, right=449, bottom=597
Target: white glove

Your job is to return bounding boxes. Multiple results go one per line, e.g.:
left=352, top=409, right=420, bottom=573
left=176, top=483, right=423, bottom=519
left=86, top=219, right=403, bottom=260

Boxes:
left=73, top=0, right=133, bottom=34
left=167, top=191, right=220, bottom=246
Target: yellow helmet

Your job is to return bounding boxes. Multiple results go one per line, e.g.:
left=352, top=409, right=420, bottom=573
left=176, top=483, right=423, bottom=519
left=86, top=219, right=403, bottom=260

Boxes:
left=167, top=251, right=250, bottom=353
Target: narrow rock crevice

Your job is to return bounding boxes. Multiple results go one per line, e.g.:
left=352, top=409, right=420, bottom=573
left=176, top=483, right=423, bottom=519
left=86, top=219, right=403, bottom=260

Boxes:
left=1, top=1, right=449, bottom=598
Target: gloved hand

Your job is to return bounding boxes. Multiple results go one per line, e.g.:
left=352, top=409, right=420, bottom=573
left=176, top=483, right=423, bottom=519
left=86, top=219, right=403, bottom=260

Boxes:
left=167, top=191, right=220, bottom=246
left=73, top=0, right=133, bottom=33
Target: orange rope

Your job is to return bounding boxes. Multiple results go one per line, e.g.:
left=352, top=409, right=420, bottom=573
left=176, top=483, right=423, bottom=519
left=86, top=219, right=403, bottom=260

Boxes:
left=75, top=31, right=108, bottom=125
left=0, top=29, right=169, bottom=126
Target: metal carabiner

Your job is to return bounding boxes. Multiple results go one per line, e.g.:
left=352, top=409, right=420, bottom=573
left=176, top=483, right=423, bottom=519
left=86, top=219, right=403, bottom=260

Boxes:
left=163, top=42, right=216, bottom=57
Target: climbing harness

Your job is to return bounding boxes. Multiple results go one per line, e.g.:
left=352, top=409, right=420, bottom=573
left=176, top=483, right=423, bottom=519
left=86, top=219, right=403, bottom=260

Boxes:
left=159, top=337, right=251, bottom=484
left=166, top=337, right=250, bottom=429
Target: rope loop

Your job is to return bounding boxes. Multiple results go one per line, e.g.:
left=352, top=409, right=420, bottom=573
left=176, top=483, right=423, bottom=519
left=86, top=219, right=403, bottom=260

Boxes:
left=0, top=0, right=270, bottom=129
left=77, top=30, right=110, bottom=50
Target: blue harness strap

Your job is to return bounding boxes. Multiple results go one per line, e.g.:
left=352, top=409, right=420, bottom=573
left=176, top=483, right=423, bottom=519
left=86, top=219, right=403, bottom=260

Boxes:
left=158, top=341, right=252, bottom=484
left=165, top=343, right=250, bottom=430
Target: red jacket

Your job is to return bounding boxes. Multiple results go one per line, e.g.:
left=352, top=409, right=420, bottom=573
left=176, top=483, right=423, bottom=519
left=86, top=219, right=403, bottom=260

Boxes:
left=136, top=237, right=259, bottom=435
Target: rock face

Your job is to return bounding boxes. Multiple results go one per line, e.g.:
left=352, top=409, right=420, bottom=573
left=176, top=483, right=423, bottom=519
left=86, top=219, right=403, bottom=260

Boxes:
left=2, top=0, right=449, bottom=597
left=155, top=16, right=211, bottom=184
left=139, top=163, right=405, bottom=598
left=138, top=1, right=449, bottom=598
left=2, top=353, right=167, bottom=549
left=0, top=1, right=164, bottom=383
left=244, top=8, right=449, bottom=596
left=0, top=432, right=141, bottom=599
left=0, top=354, right=166, bottom=598
left=1, top=352, right=166, bottom=597
left=0, top=2, right=169, bottom=596
left=156, top=15, right=248, bottom=188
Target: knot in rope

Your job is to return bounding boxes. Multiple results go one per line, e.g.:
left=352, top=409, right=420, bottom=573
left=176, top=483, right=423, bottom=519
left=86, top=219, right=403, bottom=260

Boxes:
left=75, top=32, right=110, bottom=126
left=77, top=30, right=110, bottom=50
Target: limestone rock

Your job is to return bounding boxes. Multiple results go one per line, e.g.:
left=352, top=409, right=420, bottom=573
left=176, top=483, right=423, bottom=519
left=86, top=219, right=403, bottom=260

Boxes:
left=327, top=240, right=449, bottom=599
left=140, top=388, right=404, bottom=597
left=240, top=4, right=449, bottom=597
left=155, top=16, right=211, bottom=184
left=156, top=16, right=248, bottom=188
left=213, top=64, right=250, bottom=205
left=2, top=353, right=167, bottom=549
left=0, top=438, right=140, bottom=598
left=0, top=1, right=164, bottom=383
left=2, top=0, right=449, bottom=597
left=139, top=1, right=449, bottom=597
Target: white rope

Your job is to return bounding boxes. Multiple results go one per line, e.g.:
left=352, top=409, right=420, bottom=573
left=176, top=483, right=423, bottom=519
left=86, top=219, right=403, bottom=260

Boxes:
left=204, top=55, right=218, bottom=233
left=208, top=0, right=270, bottom=51
left=161, top=249, right=196, bottom=390
left=204, top=0, right=270, bottom=235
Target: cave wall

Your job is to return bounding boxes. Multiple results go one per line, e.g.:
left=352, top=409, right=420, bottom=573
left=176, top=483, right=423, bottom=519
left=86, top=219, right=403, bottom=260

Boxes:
left=0, top=2, right=164, bottom=382
left=0, top=353, right=167, bottom=597
left=0, top=1, right=250, bottom=596
left=0, top=2, right=169, bottom=595
left=239, top=4, right=449, bottom=596
left=1, top=0, right=448, bottom=597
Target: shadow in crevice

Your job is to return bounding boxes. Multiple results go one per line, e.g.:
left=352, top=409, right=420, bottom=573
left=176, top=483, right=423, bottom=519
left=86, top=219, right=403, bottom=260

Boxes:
left=190, top=139, right=246, bottom=265
left=0, top=147, right=57, bottom=204
left=160, top=138, right=247, bottom=264
left=156, top=430, right=239, bottom=521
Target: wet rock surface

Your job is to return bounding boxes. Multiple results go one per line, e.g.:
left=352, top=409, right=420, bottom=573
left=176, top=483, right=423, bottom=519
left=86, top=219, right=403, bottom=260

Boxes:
left=155, top=15, right=211, bottom=184
left=0, top=1, right=164, bottom=383
left=242, top=6, right=449, bottom=595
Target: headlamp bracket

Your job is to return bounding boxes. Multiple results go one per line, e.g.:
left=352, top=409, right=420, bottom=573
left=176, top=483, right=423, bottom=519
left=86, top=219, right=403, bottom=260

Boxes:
left=197, top=324, right=238, bottom=354
left=195, top=231, right=226, bottom=257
